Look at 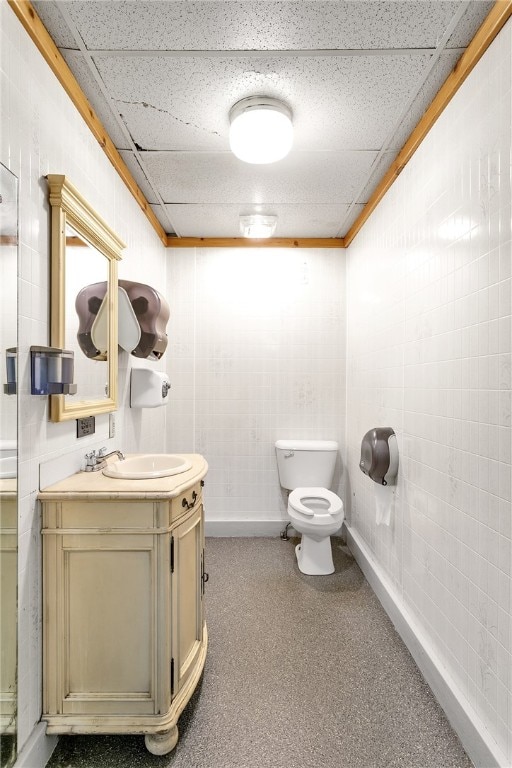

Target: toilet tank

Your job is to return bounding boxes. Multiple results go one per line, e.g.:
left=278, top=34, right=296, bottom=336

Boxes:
left=275, top=440, right=338, bottom=490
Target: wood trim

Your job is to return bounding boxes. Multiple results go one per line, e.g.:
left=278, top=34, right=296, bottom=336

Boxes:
left=167, top=237, right=346, bottom=248
left=46, top=175, right=123, bottom=422
left=0, top=235, right=18, bottom=246
left=66, top=236, right=88, bottom=247
left=7, top=0, right=167, bottom=247
left=343, top=0, right=512, bottom=248
left=47, top=175, right=125, bottom=261
left=8, top=0, right=511, bottom=251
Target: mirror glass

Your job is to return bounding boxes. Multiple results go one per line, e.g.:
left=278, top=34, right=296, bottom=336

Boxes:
left=47, top=175, right=124, bottom=422
left=0, top=163, right=18, bottom=768
left=65, top=225, right=109, bottom=401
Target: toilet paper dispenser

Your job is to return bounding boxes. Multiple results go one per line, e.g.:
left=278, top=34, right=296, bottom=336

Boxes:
left=359, top=427, right=398, bottom=486
left=75, top=279, right=170, bottom=361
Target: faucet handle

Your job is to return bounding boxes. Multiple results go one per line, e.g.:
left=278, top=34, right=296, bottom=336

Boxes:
left=97, top=446, right=108, bottom=457
left=85, top=450, right=98, bottom=466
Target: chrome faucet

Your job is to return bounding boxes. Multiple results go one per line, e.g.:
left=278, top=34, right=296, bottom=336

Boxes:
left=84, top=447, right=125, bottom=472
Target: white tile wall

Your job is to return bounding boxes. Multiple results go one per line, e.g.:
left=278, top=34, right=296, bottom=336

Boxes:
left=2, top=1, right=511, bottom=765
left=346, top=19, right=512, bottom=766
left=1, top=3, right=167, bottom=753
left=166, top=247, right=347, bottom=528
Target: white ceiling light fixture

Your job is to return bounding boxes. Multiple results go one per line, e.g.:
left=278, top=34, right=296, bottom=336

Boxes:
left=229, top=96, right=293, bottom=164
left=240, top=214, right=277, bottom=239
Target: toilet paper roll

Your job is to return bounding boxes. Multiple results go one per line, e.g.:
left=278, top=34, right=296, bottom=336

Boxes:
left=374, top=483, right=395, bottom=527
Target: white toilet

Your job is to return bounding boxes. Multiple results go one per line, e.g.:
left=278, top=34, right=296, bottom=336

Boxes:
left=275, top=440, right=344, bottom=575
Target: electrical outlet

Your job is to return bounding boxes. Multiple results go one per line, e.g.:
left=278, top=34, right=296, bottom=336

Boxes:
left=109, top=413, right=116, bottom=438
left=77, top=416, right=95, bottom=438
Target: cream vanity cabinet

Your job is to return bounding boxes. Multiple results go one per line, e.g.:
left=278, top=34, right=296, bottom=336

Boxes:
left=0, top=483, right=17, bottom=732
left=38, top=455, right=208, bottom=755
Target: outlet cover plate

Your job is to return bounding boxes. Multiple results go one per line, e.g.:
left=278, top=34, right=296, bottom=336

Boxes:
left=77, top=416, right=95, bottom=438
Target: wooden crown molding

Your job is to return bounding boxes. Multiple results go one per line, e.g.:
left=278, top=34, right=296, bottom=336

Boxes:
left=167, top=237, right=346, bottom=248
left=8, top=0, right=511, bottom=250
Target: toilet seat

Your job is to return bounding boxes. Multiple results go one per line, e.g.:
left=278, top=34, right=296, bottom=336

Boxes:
left=289, top=487, right=342, bottom=518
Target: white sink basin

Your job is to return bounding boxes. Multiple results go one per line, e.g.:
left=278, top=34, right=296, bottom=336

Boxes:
left=103, top=454, right=192, bottom=479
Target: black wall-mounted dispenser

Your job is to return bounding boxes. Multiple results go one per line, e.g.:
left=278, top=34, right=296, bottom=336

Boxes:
left=30, top=346, right=77, bottom=395
left=4, top=347, right=17, bottom=394
left=359, top=427, right=399, bottom=485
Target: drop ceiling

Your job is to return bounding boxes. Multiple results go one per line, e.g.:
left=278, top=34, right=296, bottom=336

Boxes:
left=32, top=0, right=495, bottom=240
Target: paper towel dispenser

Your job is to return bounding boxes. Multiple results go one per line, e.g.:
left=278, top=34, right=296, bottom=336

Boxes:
left=359, top=427, right=398, bottom=486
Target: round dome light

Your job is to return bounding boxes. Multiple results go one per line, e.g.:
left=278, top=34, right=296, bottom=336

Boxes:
left=229, top=96, right=293, bottom=164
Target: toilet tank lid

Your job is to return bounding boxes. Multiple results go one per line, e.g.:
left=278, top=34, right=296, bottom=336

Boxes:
left=275, top=440, right=338, bottom=451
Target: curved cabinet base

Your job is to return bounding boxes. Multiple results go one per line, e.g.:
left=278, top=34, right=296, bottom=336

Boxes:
left=43, top=626, right=207, bottom=755
left=145, top=726, right=178, bottom=755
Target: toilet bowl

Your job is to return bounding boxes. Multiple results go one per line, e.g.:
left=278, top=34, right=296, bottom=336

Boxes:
left=275, top=439, right=344, bottom=576
left=288, top=487, right=344, bottom=575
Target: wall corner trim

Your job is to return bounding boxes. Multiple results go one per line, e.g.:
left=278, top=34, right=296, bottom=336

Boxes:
left=12, top=723, right=58, bottom=768
left=345, top=525, right=508, bottom=768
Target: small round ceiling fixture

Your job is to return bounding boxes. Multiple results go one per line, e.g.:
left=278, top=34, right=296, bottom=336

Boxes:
left=229, top=96, right=293, bottom=164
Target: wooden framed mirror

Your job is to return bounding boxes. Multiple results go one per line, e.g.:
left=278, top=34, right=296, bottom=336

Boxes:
left=47, top=175, right=124, bottom=422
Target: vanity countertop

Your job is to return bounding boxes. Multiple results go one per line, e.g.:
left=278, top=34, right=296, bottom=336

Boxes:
left=0, top=479, right=17, bottom=497
left=38, top=454, right=208, bottom=500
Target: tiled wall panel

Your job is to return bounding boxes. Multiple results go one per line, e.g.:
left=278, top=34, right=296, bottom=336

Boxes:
left=1, top=4, right=167, bottom=752
left=166, top=247, right=346, bottom=525
left=346, top=20, right=511, bottom=765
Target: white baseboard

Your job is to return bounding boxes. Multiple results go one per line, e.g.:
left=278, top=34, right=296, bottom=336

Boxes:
left=205, top=519, right=287, bottom=537
left=13, top=723, right=57, bottom=768
left=346, top=525, right=507, bottom=768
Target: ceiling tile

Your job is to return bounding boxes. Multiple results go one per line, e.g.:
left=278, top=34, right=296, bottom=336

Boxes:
left=164, top=203, right=350, bottom=238
left=388, top=49, right=461, bottom=152
left=447, top=1, right=495, bottom=47
left=33, top=1, right=78, bottom=48
left=94, top=54, right=432, bottom=151
left=338, top=204, right=367, bottom=237
left=141, top=150, right=378, bottom=205
left=60, top=50, right=130, bottom=149
left=356, top=150, right=400, bottom=205
left=118, top=150, right=159, bottom=204
left=150, top=204, right=176, bottom=234
left=61, top=1, right=463, bottom=51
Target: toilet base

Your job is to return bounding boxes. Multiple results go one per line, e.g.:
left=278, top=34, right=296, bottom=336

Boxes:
left=295, top=535, right=334, bottom=575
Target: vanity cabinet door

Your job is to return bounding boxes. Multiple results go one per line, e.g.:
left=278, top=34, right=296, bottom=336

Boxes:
left=171, top=504, right=204, bottom=696
left=44, top=530, right=159, bottom=717
left=0, top=497, right=17, bottom=730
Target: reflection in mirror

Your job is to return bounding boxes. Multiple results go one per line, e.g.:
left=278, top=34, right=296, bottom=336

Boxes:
left=65, top=226, right=109, bottom=401
left=47, top=175, right=124, bottom=422
left=0, top=163, right=18, bottom=768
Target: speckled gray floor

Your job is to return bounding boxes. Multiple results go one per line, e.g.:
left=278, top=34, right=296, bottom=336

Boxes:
left=46, top=538, right=472, bottom=768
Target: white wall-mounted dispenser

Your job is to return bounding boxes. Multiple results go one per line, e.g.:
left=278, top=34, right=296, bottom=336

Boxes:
left=130, top=368, right=171, bottom=408
left=359, top=427, right=399, bottom=486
